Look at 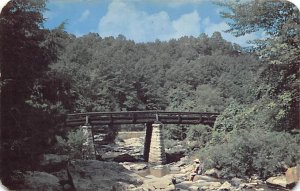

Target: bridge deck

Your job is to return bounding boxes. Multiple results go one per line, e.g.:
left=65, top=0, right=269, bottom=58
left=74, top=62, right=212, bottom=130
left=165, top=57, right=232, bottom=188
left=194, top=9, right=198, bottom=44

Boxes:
left=66, top=111, right=219, bottom=127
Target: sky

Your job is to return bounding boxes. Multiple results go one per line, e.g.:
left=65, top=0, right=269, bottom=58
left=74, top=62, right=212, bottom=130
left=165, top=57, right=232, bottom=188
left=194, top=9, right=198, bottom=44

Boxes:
left=43, top=0, right=260, bottom=46
left=0, top=0, right=299, bottom=46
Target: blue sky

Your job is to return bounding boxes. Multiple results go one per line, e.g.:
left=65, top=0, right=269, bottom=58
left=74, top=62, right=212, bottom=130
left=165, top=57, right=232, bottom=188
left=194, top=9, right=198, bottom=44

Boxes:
left=43, top=0, right=260, bottom=46
left=0, top=0, right=298, bottom=46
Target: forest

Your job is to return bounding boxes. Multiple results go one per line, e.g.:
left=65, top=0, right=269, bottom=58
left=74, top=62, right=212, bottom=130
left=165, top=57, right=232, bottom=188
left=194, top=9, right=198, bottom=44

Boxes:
left=0, top=0, right=299, bottom=188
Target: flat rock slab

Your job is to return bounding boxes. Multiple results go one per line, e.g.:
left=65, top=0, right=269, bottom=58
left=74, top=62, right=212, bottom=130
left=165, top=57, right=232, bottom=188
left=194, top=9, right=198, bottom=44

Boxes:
left=121, top=162, right=148, bottom=171
left=266, top=175, right=288, bottom=188
left=68, top=160, right=143, bottom=191
left=141, top=175, right=174, bottom=190
left=19, top=171, right=61, bottom=191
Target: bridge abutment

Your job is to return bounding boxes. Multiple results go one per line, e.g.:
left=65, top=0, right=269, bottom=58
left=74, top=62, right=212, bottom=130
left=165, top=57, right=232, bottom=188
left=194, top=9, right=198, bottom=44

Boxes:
left=148, top=123, right=166, bottom=164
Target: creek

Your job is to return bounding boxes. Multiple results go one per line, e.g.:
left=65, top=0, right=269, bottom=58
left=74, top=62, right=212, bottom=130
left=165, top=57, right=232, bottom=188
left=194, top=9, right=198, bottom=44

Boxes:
left=96, top=131, right=287, bottom=191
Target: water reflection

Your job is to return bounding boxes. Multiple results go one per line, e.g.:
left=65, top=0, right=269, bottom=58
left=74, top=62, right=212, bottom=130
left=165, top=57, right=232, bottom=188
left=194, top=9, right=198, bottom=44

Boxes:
left=138, top=165, right=172, bottom=177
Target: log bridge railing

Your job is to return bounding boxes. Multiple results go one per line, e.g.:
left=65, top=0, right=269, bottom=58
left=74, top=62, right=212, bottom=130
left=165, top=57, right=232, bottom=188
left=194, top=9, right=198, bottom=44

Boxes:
left=65, top=111, right=220, bottom=164
left=66, top=111, right=219, bottom=127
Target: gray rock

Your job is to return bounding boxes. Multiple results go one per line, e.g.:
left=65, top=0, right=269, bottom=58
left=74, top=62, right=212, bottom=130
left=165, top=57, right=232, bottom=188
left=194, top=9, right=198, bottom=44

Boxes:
left=63, top=183, right=72, bottom=190
left=165, top=184, right=176, bottom=191
left=39, top=154, right=69, bottom=172
left=193, top=181, right=222, bottom=189
left=204, top=168, right=221, bottom=178
left=189, top=185, right=200, bottom=191
left=238, top=183, right=257, bottom=189
left=231, top=177, right=243, bottom=187
left=102, top=152, right=137, bottom=162
left=196, top=175, right=219, bottom=182
left=170, top=166, right=181, bottom=171
left=20, top=171, right=61, bottom=191
left=145, top=175, right=156, bottom=179
left=219, top=181, right=232, bottom=191
left=266, top=175, right=288, bottom=188
left=175, top=158, right=187, bottom=167
left=141, top=175, right=174, bottom=190
left=40, top=154, right=68, bottom=165
left=175, top=181, right=194, bottom=189
left=68, top=160, right=143, bottom=191
left=121, top=162, right=147, bottom=171
left=51, top=170, right=68, bottom=181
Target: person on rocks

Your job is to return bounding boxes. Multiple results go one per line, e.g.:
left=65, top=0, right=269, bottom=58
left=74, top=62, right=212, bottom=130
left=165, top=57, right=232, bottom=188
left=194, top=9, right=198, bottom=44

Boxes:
left=190, top=158, right=203, bottom=181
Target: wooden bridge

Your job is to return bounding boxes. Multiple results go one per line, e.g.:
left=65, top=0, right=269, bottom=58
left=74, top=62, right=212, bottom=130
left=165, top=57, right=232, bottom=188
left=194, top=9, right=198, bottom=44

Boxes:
left=66, top=111, right=219, bottom=164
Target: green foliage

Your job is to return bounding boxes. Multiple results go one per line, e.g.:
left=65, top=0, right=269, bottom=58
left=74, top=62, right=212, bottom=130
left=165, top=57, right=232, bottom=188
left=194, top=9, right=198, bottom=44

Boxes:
left=186, top=125, right=212, bottom=146
left=163, top=125, right=187, bottom=141
left=55, top=129, right=94, bottom=159
left=51, top=30, right=258, bottom=113
left=201, top=128, right=300, bottom=179
left=0, top=0, right=71, bottom=186
left=217, top=0, right=299, bottom=131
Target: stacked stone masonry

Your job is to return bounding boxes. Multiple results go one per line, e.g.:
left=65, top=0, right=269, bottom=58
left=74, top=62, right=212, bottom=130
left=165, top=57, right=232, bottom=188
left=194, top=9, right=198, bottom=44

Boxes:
left=148, top=123, right=166, bottom=164
left=82, top=125, right=96, bottom=160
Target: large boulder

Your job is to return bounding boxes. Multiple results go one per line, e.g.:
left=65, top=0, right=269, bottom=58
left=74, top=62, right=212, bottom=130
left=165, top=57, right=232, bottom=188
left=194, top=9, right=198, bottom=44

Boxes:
left=141, top=174, right=174, bottom=190
left=39, top=154, right=69, bottom=172
left=169, top=166, right=181, bottom=172
left=204, top=168, right=221, bottom=178
left=194, top=181, right=222, bottom=190
left=285, top=166, right=300, bottom=186
left=231, top=177, right=243, bottom=187
left=175, top=181, right=194, bottom=190
left=266, top=175, right=288, bottom=188
left=19, top=171, right=61, bottom=191
left=67, top=160, right=143, bottom=191
left=219, top=181, right=232, bottom=191
left=180, top=164, right=194, bottom=173
left=174, top=156, right=188, bottom=167
left=195, top=175, right=219, bottom=182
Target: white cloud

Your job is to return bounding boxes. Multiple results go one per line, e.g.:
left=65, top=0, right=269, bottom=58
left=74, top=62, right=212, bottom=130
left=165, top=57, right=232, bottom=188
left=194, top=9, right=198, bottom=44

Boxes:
left=172, top=11, right=200, bottom=38
left=162, top=0, right=205, bottom=7
left=203, top=17, right=259, bottom=46
left=98, top=0, right=201, bottom=42
left=50, top=0, right=98, bottom=3
left=123, top=0, right=205, bottom=7
left=44, top=10, right=56, bottom=22
left=79, top=9, right=90, bottom=22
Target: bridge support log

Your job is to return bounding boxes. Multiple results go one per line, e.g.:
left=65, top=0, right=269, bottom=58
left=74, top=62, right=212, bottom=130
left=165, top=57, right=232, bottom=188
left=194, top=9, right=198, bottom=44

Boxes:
left=82, top=124, right=96, bottom=160
left=148, top=123, right=166, bottom=164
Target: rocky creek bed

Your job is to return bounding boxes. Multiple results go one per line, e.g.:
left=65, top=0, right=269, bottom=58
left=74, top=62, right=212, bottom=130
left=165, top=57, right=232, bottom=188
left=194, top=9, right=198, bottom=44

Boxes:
left=11, top=133, right=299, bottom=191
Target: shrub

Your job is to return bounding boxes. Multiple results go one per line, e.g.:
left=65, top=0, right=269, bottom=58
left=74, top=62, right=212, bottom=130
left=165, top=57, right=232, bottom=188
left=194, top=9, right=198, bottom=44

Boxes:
left=199, top=128, right=300, bottom=179
left=55, top=128, right=94, bottom=159
left=163, top=124, right=187, bottom=140
left=186, top=125, right=212, bottom=146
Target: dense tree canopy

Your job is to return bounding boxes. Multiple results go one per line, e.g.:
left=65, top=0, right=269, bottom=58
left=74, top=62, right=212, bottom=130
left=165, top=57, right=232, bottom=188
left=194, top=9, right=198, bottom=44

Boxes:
left=216, top=0, right=300, bottom=131
left=50, top=32, right=259, bottom=114
left=0, top=0, right=70, bottom=185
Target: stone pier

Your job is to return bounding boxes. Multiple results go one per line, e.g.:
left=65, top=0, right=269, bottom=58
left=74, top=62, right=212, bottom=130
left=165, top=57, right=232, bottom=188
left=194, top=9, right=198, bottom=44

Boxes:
left=82, top=124, right=96, bottom=159
left=148, top=123, right=166, bottom=164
